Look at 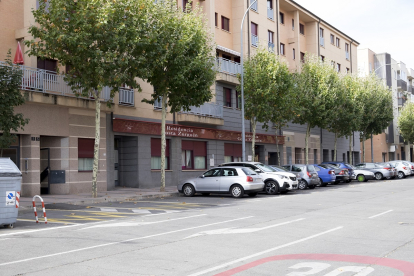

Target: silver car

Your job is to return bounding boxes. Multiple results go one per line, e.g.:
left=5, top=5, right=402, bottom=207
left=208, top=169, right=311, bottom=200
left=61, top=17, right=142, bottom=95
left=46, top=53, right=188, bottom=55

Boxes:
left=389, top=161, right=412, bottom=179
left=281, top=164, right=319, bottom=190
left=355, top=163, right=394, bottom=180
left=177, top=167, right=264, bottom=198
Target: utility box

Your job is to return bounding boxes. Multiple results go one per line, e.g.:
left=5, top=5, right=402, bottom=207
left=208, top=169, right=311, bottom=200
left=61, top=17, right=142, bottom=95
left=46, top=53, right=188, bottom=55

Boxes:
left=0, top=158, right=22, bottom=228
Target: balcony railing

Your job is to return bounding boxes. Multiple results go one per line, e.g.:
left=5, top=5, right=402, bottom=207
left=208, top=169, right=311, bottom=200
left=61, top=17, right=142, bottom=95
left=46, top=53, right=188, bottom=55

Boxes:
left=250, top=0, right=258, bottom=12
left=268, top=42, right=275, bottom=52
left=345, top=51, right=350, bottom=60
left=267, top=8, right=274, bottom=20
left=320, top=37, right=325, bottom=47
left=216, top=57, right=242, bottom=76
left=119, top=87, right=134, bottom=106
left=251, top=34, right=259, bottom=47
left=398, top=79, right=408, bottom=91
left=180, top=102, right=223, bottom=119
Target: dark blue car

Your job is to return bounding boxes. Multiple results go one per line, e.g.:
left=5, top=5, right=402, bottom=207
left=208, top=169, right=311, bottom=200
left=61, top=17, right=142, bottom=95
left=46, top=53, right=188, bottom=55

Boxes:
left=313, top=164, right=336, bottom=186
left=321, top=162, right=355, bottom=177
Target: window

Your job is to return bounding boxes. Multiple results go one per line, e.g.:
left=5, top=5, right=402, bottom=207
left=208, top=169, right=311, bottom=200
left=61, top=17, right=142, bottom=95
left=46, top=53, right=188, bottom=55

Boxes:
left=223, top=87, right=232, bottom=107
left=183, top=0, right=192, bottom=12
left=300, top=52, right=305, bottom=63
left=299, top=23, right=304, bottom=35
left=279, top=12, right=284, bottom=24
left=345, top=43, right=349, bottom=52
left=293, top=48, right=295, bottom=60
left=222, top=54, right=231, bottom=60
left=292, top=19, right=294, bottom=30
left=280, top=43, right=285, bottom=55
left=319, top=28, right=324, bottom=38
left=251, top=22, right=258, bottom=47
left=203, top=168, right=221, bottom=177
left=236, top=90, right=241, bottom=109
left=154, top=96, right=162, bottom=109
left=268, top=30, right=274, bottom=44
left=215, top=13, right=218, bottom=27
left=251, top=22, right=258, bottom=36
left=151, top=138, right=170, bottom=170
left=222, top=168, right=238, bottom=177
left=321, top=55, right=325, bottom=62
left=346, top=68, right=350, bottom=74
left=182, top=141, right=206, bottom=170
left=337, top=63, right=341, bottom=72
left=224, top=143, right=242, bottom=163
left=267, top=0, right=273, bottom=9
left=78, top=138, right=94, bottom=171
left=37, top=57, right=57, bottom=73
left=330, top=34, right=334, bottom=44
left=336, top=37, right=340, bottom=48
left=221, top=16, right=230, bottom=32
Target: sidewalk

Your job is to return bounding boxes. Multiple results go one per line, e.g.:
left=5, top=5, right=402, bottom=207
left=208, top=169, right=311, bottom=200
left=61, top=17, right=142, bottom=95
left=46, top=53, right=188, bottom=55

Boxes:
left=20, top=186, right=180, bottom=209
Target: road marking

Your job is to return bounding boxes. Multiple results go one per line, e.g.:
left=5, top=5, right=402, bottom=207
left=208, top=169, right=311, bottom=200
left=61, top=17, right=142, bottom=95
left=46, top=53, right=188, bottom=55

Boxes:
left=0, top=216, right=253, bottom=267
left=131, top=209, right=152, bottom=214
left=100, top=208, right=118, bottom=212
left=187, top=226, right=343, bottom=276
left=17, top=219, right=79, bottom=225
left=186, top=218, right=305, bottom=238
left=368, top=210, right=393, bottom=219
left=79, top=214, right=207, bottom=230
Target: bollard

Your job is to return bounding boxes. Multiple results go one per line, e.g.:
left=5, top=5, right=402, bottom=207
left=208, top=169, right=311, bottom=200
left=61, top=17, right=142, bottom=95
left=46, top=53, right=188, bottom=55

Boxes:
left=15, top=192, right=20, bottom=208
left=32, top=195, right=47, bottom=224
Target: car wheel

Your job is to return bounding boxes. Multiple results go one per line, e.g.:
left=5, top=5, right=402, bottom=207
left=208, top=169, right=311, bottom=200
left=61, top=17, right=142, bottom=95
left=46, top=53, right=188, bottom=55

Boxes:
left=398, top=171, right=405, bottom=179
left=4, top=224, right=13, bottom=229
left=357, top=174, right=365, bottom=182
left=248, top=192, right=258, bottom=197
left=201, top=193, right=210, bottom=196
left=265, top=181, right=279, bottom=195
left=316, top=178, right=323, bottom=187
left=375, top=172, right=383, bottom=180
left=183, top=184, right=195, bottom=197
left=298, top=179, right=308, bottom=190
left=230, top=185, right=244, bottom=198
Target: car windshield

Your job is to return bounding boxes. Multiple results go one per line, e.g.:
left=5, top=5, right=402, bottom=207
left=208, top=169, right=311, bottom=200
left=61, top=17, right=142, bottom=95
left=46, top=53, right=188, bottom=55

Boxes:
left=255, top=163, right=277, bottom=172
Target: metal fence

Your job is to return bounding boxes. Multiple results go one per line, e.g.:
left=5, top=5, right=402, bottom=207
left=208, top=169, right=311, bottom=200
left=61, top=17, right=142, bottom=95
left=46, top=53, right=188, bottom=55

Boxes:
left=251, top=34, right=259, bottom=47
left=119, top=87, right=134, bottom=106
left=250, top=0, right=258, bottom=12
left=216, top=58, right=242, bottom=76
left=268, top=42, right=275, bottom=52
left=320, top=37, right=325, bottom=47
left=180, top=102, right=223, bottom=119
left=267, top=8, right=274, bottom=20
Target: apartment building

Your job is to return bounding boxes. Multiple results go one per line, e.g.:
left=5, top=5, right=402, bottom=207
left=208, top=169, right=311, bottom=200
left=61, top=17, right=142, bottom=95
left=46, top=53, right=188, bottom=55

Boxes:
left=0, top=0, right=360, bottom=196
left=358, top=48, right=414, bottom=162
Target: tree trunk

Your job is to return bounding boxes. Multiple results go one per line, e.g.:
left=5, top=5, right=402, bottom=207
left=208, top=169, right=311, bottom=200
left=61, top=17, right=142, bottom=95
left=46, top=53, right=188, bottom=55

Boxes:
left=275, top=127, right=280, bottom=166
left=305, top=123, right=310, bottom=165
left=91, top=91, right=101, bottom=198
left=334, top=132, right=337, bottom=162
left=251, top=119, right=257, bottom=162
left=348, top=135, right=353, bottom=165
left=362, top=134, right=366, bottom=162
left=160, top=95, right=167, bottom=192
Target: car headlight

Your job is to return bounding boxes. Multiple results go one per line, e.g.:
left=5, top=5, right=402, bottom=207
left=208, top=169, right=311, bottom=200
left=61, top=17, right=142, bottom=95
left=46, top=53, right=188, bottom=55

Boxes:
left=282, top=175, right=289, bottom=180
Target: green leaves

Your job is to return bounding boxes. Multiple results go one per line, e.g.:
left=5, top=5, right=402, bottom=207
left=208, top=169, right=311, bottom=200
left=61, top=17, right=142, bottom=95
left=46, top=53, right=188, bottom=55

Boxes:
left=398, top=102, right=414, bottom=144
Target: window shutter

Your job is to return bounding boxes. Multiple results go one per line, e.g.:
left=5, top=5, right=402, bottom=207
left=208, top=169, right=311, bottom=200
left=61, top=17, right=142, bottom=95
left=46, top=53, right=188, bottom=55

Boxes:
left=78, top=138, right=94, bottom=158
left=224, top=143, right=234, bottom=156
left=151, top=138, right=170, bottom=157
left=234, top=144, right=242, bottom=157
left=182, top=140, right=194, bottom=150
left=193, top=141, right=206, bottom=156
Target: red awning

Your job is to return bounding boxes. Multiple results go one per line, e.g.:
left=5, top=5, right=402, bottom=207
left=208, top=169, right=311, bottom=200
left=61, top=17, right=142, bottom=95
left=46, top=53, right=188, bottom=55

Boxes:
left=13, top=41, right=24, bottom=65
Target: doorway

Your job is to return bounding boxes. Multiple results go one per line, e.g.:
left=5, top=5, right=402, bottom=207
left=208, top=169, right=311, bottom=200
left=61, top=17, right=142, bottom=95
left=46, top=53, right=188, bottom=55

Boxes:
left=40, top=148, right=50, bottom=194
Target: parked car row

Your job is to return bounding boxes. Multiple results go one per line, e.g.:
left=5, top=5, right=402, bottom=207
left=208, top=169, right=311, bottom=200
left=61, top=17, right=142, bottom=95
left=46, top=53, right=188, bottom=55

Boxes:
left=177, top=160, right=414, bottom=198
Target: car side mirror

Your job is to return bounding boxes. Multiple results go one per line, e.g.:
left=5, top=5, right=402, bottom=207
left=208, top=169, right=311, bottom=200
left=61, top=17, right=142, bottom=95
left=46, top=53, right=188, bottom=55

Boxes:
left=200, top=175, right=205, bottom=178
left=255, top=169, right=261, bottom=173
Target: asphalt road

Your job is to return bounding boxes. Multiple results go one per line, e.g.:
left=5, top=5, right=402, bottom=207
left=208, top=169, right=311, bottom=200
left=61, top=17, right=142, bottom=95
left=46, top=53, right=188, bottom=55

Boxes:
left=2, top=177, right=414, bottom=275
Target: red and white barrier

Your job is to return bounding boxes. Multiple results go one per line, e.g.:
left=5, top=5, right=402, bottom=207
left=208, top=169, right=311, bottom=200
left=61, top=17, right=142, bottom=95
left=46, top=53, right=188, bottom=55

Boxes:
left=32, top=195, right=47, bottom=224
left=15, top=192, right=20, bottom=208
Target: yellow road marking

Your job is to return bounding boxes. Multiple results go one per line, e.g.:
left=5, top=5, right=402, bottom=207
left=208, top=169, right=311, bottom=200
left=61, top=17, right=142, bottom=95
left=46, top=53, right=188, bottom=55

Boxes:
left=17, top=218, right=78, bottom=225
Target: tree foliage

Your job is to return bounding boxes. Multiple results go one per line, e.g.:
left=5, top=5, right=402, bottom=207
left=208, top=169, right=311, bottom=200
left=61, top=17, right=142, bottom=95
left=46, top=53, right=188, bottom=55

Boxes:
left=141, top=0, right=216, bottom=191
left=398, top=102, right=414, bottom=144
left=27, top=0, right=156, bottom=197
left=0, top=51, right=29, bottom=155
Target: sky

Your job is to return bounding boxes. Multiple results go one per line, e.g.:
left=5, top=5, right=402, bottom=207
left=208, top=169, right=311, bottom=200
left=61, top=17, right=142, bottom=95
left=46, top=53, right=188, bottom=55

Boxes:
left=293, top=0, right=414, bottom=68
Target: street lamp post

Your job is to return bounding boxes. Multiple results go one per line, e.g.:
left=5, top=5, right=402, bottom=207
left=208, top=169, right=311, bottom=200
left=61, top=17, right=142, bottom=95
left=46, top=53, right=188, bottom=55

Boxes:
left=240, top=0, right=257, bottom=162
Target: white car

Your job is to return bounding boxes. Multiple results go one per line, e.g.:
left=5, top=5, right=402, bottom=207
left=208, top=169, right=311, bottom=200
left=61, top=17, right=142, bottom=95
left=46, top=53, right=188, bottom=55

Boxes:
left=219, top=162, right=298, bottom=195
left=389, top=161, right=412, bottom=179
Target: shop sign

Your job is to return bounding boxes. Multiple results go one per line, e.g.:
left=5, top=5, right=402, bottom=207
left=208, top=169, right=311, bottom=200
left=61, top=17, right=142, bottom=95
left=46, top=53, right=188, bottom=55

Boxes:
left=113, top=118, right=284, bottom=145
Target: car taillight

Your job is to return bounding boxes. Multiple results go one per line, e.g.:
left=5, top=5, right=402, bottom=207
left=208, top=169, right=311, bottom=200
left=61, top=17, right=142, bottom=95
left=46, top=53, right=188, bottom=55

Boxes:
left=339, top=170, right=345, bottom=175
left=411, top=165, right=414, bottom=170
left=247, top=176, right=254, bottom=182
left=403, top=166, right=407, bottom=170
left=383, top=167, right=391, bottom=171
left=307, top=171, right=311, bottom=177
left=329, top=170, right=335, bottom=175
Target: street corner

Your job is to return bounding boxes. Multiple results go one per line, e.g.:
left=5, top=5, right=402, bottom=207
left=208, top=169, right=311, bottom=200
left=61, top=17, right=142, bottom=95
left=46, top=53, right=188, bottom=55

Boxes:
left=214, top=254, right=414, bottom=276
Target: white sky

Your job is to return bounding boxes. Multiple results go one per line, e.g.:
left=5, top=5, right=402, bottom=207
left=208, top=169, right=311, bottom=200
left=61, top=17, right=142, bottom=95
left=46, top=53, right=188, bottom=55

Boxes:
left=293, top=0, right=414, bottom=69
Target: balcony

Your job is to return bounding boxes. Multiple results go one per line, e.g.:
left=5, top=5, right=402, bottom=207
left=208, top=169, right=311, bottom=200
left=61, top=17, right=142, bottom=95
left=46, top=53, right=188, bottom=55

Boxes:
left=250, top=0, right=258, bottom=12
left=397, top=79, right=408, bottom=91
left=267, top=8, right=274, bottom=20
left=251, top=34, right=259, bottom=47
left=268, top=42, right=275, bottom=52
left=398, top=97, right=406, bottom=106
left=177, top=102, right=224, bottom=126
left=0, top=62, right=134, bottom=106
left=319, top=37, right=325, bottom=47
left=216, top=58, right=242, bottom=76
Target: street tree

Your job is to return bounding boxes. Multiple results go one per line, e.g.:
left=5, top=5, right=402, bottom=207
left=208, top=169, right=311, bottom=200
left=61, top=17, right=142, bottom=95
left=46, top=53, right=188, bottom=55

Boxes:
left=27, top=0, right=156, bottom=197
left=358, top=74, right=393, bottom=162
left=398, top=102, right=414, bottom=146
left=293, top=54, right=338, bottom=164
left=140, top=0, right=216, bottom=191
left=0, top=51, right=29, bottom=156
left=237, top=47, right=292, bottom=161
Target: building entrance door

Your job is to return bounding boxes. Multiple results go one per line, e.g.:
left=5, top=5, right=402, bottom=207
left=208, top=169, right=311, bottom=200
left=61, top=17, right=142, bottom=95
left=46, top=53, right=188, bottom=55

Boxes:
left=40, top=148, right=50, bottom=194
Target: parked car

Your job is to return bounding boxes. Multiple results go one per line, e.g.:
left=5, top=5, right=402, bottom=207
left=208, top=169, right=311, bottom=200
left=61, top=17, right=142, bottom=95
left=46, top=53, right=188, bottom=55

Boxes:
left=388, top=161, right=412, bottom=179
left=177, top=167, right=264, bottom=198
left=319, top=163, right=350, bottom=184
left=321, top=162, right=354, bottom=180
left=376, top=162, right=397, bottom=179
left=355, top=163, right=394, bottom=180
left=313, top=164, right=336, bottom=186
left=390, top=160, right=414, bottom=177
left=281, top=164, right=319, bottom=190
left=219, top=162, right=298, bottom=195
left=347, top=164, right=375, bottom=182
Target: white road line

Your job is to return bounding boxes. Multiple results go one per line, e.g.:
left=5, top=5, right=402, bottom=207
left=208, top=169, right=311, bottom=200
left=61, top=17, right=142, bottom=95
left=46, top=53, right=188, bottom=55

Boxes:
left=369, top=210, right=393, bottom=219
left=0, top=216, right=254, bottom=267
left=187, top=226, right=343, bottom=276
left=131, top=209, right=152, bottom=214
left=100, top=208, right=118, bottom=212
left=78, top=214, right=207, bottom=230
